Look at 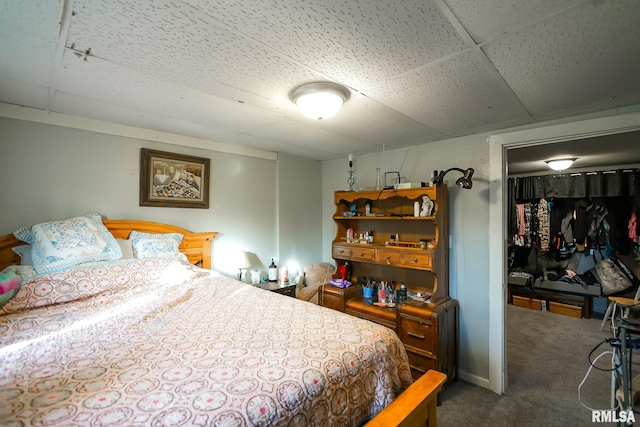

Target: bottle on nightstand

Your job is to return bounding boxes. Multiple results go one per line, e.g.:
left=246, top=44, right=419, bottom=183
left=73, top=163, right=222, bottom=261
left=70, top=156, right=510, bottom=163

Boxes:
left=279, top=265, right=289, bottom=284
left=268, top=258, right=278, bottom=282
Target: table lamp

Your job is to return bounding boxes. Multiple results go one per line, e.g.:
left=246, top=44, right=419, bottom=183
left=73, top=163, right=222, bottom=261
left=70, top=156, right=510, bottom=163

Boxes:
left=236, top=251, right=251, bottom=282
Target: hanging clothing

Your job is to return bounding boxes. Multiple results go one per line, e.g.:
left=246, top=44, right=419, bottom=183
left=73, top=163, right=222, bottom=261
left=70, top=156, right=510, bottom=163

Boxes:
left=524, top=203, right=533, bottom=248
left=561, top=212, right=575, bottom=246
left=514, top=204, right=526, bottom=246
left=573, top=199, right=591, bottom=250
left=537, top=198, right=550, bottom=251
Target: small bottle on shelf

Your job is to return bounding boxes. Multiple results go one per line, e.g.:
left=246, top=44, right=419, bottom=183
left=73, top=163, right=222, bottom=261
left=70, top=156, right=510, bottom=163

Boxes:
left=344, top=260, right=352, bottom=281
left=371, top=279, right=378, bottom=303
left=399, top=283, right=407, bottom=303
left=378, top=281, right=386, bottom=302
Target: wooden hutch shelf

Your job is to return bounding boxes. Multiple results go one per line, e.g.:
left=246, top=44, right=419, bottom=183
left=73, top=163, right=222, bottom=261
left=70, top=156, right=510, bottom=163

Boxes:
left=320, top=186, right=459, bottom=383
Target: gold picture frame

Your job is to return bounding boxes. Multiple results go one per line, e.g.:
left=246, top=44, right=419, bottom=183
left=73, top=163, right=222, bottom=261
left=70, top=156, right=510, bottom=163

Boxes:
left=140, top=148, right=210, bottom=208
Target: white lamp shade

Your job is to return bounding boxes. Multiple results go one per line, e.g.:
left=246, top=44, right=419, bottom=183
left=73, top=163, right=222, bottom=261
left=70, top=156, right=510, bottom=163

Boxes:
left=291, top=82, right=350, bottom=120
left=546, top=159, right=575, bottom=171
left=295, top=92, right=344, bottom=120
left=236, top=251, right=251, bottom=269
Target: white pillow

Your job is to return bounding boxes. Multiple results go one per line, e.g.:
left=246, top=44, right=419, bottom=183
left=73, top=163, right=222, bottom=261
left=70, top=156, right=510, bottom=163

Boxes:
left=14, top=213, right=122, bottom=274
left=129, top=230, right=185, bottom=261
left=116, top=238, right=134, bottom=259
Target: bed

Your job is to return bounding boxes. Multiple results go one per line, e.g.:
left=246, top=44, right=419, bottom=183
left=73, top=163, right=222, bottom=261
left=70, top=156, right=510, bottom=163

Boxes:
left=0, top=215, right=438, bottom=426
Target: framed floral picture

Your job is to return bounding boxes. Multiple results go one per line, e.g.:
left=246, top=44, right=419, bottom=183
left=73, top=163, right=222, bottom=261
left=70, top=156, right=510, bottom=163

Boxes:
left=140, top=148, right=210, bottom=208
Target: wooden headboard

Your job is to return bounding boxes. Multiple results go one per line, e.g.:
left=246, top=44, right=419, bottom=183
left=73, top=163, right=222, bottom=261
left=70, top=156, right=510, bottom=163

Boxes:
left=0, top=220, right=218, bottom=271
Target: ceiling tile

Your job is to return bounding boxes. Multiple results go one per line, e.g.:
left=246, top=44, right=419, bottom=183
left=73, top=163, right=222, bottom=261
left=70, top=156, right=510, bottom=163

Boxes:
left=67, top=0, right=323, bottom=111
left=55, top=52, right=286, bottom=135
left=0, top=0, right=61, bottom=86
left=445, top=0, right=583, bottom=43
left=484, top=0, right=640, bottom=116
left=185, top=0, right=469, bottom=90
left=52, top=90, right=241, bottom=143
left=300, top=93, right=444, bottom=148
left=0, top=77, right=49, bottom=109
left=227, top=133, right=342, bottom=160
left=375, top=50, right=531, bottom=134
left=249, top=120, right=381, bottom=157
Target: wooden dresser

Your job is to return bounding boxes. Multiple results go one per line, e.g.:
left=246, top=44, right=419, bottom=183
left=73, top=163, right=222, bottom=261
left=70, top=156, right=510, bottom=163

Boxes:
left=320, top=186, right=458, bottom=382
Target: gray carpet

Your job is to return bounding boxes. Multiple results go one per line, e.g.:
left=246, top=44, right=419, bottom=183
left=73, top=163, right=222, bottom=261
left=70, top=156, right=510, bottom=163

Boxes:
left=437, top=304, right=622, bottom=427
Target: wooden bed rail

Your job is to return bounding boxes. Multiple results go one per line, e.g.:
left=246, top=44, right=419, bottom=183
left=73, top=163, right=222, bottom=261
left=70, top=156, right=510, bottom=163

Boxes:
left=366, top=369, right=447, bottom=427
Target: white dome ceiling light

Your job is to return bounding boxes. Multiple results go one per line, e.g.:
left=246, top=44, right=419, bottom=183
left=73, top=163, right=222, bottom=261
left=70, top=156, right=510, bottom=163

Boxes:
left=290, top=82, right=350, bottom=120
left=545, top=158, right=577, bottom=171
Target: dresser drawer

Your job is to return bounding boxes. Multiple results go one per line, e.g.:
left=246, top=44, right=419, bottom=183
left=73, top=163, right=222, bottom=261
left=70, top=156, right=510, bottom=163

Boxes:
left=273, top=286, right=296, bottom=298
left=345, top=297, right=397, bottom=330
left=376, top=249, right=401, bottom=265
left=321, top=293, right=345, bottom=311
left=320, top=284, right=363, bottom=312
left=406, top=350, right=438, bottom=380
left=332, top=245, right=352, bottom=259
left=351, top=247, right=375, bottom=261
left=400, top=252, right=432, bottom=269
left=399, top=315, right=437, bottom=353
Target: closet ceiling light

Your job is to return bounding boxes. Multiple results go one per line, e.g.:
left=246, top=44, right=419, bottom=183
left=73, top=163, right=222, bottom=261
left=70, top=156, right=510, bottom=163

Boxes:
left=546, top=158, right=577, bottom=171
left=290, top=82, right=350, bottom=120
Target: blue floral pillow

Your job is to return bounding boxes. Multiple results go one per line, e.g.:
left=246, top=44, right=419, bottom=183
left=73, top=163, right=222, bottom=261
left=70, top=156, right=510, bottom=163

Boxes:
left=13, top=213, right=122, bottom=274
left=130, top=230, right=185, bottom=261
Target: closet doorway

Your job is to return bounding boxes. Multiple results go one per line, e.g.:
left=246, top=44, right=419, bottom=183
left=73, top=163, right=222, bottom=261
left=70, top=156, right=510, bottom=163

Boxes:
left=486, top=111, right=640, bottom=394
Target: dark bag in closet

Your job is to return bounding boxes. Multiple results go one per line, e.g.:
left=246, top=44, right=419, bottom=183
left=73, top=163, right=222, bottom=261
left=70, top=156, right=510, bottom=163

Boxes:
left=593, top=255, right=634, bottom=296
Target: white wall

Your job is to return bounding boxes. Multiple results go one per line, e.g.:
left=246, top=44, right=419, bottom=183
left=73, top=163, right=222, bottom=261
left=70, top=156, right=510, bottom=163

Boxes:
left=0, top=117, right=323, bottom=280
left=322, top=136, right=492, bottom=384
left=277, top=152, right=324, bottom=277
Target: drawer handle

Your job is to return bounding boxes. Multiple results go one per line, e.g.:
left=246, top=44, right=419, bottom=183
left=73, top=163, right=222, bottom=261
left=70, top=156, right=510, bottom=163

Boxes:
left=409, top=364, right=427, bottom=373
left=386, top=255, right=391, bottom=264
left=360, top=253, right=365, bottom=257
left=413, top=258, right=418, bottom=263
left=407, top=331, right=426, bottom=340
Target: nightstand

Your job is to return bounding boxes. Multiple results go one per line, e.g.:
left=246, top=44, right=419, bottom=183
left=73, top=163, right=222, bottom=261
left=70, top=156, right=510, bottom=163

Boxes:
left=254, top=282, right=297, bottom=298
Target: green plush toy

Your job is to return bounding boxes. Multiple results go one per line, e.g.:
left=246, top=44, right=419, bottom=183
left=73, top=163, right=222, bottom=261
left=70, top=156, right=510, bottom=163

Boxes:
left=0, top=268, right=20, bottom=306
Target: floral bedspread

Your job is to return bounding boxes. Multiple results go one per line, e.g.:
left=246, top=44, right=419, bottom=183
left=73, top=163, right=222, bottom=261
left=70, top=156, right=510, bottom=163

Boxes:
left=0, top=259, right=412, bottom=426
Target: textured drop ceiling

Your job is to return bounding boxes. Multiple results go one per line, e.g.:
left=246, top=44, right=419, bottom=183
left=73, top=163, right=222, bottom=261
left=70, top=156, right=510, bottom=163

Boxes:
left=0, top=0, right=639, bottom=163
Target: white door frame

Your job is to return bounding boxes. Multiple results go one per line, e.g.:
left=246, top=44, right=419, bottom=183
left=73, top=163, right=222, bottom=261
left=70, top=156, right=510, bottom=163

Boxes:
left=487, top=111, right=640, bottom=394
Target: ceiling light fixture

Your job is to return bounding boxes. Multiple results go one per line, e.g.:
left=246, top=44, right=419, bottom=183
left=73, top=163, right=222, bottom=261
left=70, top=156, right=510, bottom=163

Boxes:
left=290, top=82, right=350, bottom=120
left=545, top=158, right=576, bottom=171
